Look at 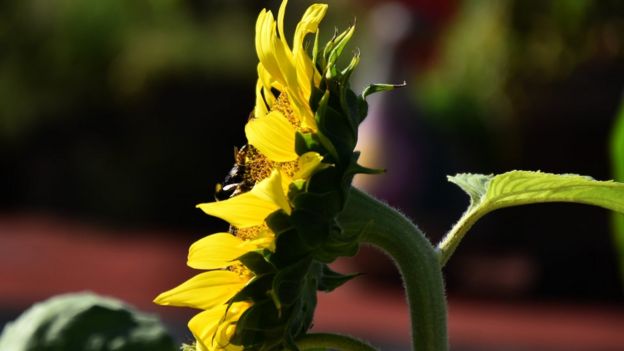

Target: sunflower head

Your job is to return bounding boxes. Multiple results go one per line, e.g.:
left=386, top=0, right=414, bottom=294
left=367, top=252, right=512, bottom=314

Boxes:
left=156, top=1, right=399, bottom=350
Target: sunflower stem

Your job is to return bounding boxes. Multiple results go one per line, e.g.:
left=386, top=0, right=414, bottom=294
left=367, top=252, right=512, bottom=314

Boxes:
left=339, top=188, right=448, bottom=351
left=295, top=333, right=378, bottom=351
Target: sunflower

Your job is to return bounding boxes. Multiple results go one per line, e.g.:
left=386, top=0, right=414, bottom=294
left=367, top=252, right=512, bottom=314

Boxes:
left=154, top=1, right=330, bottom=350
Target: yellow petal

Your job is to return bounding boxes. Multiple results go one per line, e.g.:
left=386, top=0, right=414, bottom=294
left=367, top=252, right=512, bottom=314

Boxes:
left=189, top=307, right=223, bottom=351
left=197, top=169, right=291, bottom=227
left=256, top=9, right=296, bottom=91
left=254, top=79, right=268, bottom=119
left=153, top=271, right=246, bottom=310
left=255, top=10, right=282, bottom=84
left=293, top=3, right=327, bottom=97
left=188, top=233, right=259, bottom=270
left=277, top=0, right=291, bottom=52
left=293, top=151, right=326, bottom=180
left=190, top=302, right=249, bottom=351
left=245, top=111, right=298, bottom=162
left=198, top=193, right=275, bottom=228
left=264, top=168, right=291, bottom=214
left=293, top=3, right=328, bottom=57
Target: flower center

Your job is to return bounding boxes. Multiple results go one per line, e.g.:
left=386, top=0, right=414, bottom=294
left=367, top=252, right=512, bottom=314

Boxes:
left=228, top=262, right=254, bottom=280
left=243, top=145, right=274, bottom=184
left=273, top=92, right=299, bottom=128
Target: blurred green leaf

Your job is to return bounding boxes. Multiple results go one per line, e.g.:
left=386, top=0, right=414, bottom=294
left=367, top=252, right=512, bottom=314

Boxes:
left=610, top=98, right=624, bottom=278
left=0, top=292, right=176, bottom=351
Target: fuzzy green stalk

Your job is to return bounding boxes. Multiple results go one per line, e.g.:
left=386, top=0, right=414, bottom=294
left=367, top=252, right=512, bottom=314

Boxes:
left=339, top=188, right=448, bottom=351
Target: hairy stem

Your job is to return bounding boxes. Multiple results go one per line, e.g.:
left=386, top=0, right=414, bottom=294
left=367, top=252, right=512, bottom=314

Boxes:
left=436, top=207, right=485, bottom=266
left=339, top=188, right=448, bottom=351
left=295, top=333, right=378, bottom=351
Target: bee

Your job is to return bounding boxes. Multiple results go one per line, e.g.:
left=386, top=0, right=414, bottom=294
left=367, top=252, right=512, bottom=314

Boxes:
left=215, top=145, right=252, bottom=200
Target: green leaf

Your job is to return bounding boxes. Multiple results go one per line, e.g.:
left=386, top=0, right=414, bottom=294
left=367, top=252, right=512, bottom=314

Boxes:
left=449, top=171, right=624, bottom=213
left=0, top=292, right=176, bottom=351
left=446, top=173, right=491, bottom=207
left=439, top=171, right=624, bottom=265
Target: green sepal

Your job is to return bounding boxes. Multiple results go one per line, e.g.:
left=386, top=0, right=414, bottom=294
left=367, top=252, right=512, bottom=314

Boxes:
left=288, top=179, right=307, bottom=203
left=340, top=50, right=360, bottom=79
left=313, top=233, right=359, bottom=263
left=349, top=164, right=386, bottom=175
left=317, top=103, right=357, bottom=161
left=272, top=258, right=313, bottom=308
left=231, top=300, right=283, bottom=348
left=272, top=229, right=313, bottom=268
left=339, top=63, right=367, bottom=126
left=292, top=191, right=343, bottom=220
left=313, top=220, right=366, bottom=263
left=320, top=28, right=340, bottom=70
left=238, top=251, right=276, bottom=276
left=229, top=274, right=275, bottom=304
left=266, top=210, right=294, bottom=235
left=295, top=131, right=339, bottom=164
left=314, top=89, right=330, bottom=124
left=324, top=25, right=356, bottom=79
left=290, top=210, right=332, bottom=249
left=309, top=85, right=325, bottom=113
left=362, top=82, right=406, bottom=99
left=295, top=132, right=324, bottom=156
left=356, top=96, right=369, bottom=124
left=306, top=166, right=343, bottom=195
left=267, top=211, right=314, bottom=268
left=281, top=262, right=320, bottom=347
left=357, top=82, right=405, bottom=124
left=318, top=264, right=360, bottom=292
left=319, top=28, right=338, bottom=72
left=311, top=30, right=321, bottom=70
left=345, top=153, right=386, bottom=175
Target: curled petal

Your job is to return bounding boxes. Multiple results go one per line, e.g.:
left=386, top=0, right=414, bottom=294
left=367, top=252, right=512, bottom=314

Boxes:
left=254, top=1, right=321, bottom=131
left=293, top=4, right=328, bottom=99
left=293, top=4, right=328, bottom=57
left=190, top=302, right=249, bottom=351
left=254, top=79, right=269, bottom=119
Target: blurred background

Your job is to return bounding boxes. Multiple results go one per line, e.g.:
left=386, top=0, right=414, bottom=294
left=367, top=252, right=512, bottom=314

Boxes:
left=2, top=0, right=624, bottom=350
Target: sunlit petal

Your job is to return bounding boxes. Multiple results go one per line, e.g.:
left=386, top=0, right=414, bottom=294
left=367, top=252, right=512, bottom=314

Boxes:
left=197, top=169, right=291, bottom=227
left=188, top=233, right=259, bottom=270
left=245, top=111, right=297, bottom=162
left=190, top=303, right=249, bottom=351
left=293, top=152, right=326, bottom=180
left=153, top=271, right=246, bottom=310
